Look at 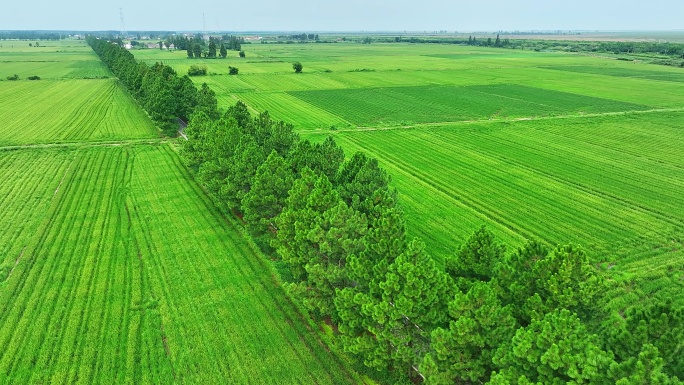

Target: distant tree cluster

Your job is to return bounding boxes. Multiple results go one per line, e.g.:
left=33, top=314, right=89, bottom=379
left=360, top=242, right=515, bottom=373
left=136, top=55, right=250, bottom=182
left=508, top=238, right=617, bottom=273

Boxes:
left=187, top=65, right=207, bottom=76
left=0, top=31, right=62, bottom=40
left=280, top=33, right=319, bottom=41
left=180, top=34, right=245, bottom=59
left=87, top=35, right=217, bottom=134
left=467, top=33, right=510, bottom=47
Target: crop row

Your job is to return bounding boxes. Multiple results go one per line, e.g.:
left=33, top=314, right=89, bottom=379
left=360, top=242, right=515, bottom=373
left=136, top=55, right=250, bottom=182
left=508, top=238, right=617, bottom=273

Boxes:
left=0, top=145, right=355, bottom=384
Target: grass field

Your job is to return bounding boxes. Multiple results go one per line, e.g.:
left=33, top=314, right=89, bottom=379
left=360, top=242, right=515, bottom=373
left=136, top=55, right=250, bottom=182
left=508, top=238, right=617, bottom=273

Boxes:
left=0, top=145, right=357, bottom=384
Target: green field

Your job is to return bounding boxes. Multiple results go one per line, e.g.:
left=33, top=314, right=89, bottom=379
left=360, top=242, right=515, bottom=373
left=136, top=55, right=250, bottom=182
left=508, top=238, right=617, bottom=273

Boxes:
left=132, top=42, right=684, bottom=307
left=0, top=79, right=158, bottom=145
left=0, top=40, right=110, bottom=79
left=0, top=40, right=359, bottom=384
left=0, top=40, right=157, bottom=145
left=0, top=145, right=356, bottom=384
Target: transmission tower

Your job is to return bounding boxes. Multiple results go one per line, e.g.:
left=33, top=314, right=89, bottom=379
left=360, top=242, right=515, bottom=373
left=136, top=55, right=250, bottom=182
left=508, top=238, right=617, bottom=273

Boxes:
left=119, top=7, right=127, bottom=38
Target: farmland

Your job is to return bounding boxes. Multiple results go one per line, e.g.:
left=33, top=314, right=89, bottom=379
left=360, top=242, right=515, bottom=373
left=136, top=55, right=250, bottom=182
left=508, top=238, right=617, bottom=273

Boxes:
left=0, top=79, right=158, bottom=145
left=3, top=35, right=684, bottom=382
left=0, top=40, right=157, bottom=145
left=132, top=42, right=684, bottom=308
left=0, top=39, right=359, bottom=384
left=0, top=145, right=357, bottom=384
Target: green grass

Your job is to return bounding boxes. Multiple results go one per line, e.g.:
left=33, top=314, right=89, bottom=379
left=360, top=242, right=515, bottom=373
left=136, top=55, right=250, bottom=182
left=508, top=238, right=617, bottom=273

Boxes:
left=0, top=79, right=158, bottom=145
left=0, top=145, right=358, bottom=384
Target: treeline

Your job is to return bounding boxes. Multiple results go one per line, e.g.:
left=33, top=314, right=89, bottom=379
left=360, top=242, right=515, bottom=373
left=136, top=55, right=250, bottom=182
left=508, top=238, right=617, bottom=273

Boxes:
left=180, top=106, right=684, bottom=383
left=88, top=35, right=684, bottom=384
left=0, top=31, right=63, bottom=40
left=394, top=35, right=684, bottom=62
left=279, top=33, right=320, bottom=41
left=156, top=34, right=244, bottom=58
left=86, top=35, right=217, bottom=134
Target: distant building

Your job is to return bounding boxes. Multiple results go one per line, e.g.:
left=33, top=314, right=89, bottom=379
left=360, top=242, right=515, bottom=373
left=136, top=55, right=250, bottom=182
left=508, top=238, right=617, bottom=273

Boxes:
left=146, top=43, right=158, bottom=49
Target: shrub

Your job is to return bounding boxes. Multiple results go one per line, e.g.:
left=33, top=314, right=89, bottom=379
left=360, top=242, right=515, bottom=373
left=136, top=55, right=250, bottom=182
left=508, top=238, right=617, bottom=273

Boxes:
left=292, top=61, right=303, bottom=73
left=6, top=74, right=19, bottom=81
left=28, top=75, right=41, bottom=80
left=187, top=65, right=207, bottom=76
left=239, top=50, right=245, bottom=58
left=228, top=66, right=239, bottom=75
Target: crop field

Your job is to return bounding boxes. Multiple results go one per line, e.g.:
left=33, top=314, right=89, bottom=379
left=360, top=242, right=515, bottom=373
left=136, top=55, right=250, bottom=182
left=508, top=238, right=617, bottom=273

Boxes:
left=0, top=40, right=110, bottom=79
left=0, top=39, right=157, bottom=146
left=289, top=84, right=649, bottom=126
left=0, top=145, right=357, bottom=384
left=0, top=79, right=157, bottom=145
left=133, top=43, right=684, bottom=130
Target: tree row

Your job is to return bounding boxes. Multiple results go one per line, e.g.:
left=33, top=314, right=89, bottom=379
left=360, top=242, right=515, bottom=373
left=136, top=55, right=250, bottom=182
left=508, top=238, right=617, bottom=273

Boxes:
left=86, top=35, right=217, bottom=134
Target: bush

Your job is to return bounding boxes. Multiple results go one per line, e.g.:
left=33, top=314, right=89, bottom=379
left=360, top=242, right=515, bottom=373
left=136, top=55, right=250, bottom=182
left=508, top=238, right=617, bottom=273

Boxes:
left=187, top=65, right=207, bottom=76
left=6, top=74, right=19, bottom=81
left=292, top=61, right=303, bottom=73
left=228, top=66, right=239, bottom=75
left=28, top=75, right=41, bottom=80
left=239, top=50, right=245, bottom=58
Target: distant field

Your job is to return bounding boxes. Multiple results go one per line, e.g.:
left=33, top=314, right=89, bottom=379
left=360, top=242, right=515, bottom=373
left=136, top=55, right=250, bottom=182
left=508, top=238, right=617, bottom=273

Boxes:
left=0, top=40, right=110, bottom=79
left=544, top=65, right=684, bottom=83
left=306, top=111, right=684, bottom=262
left=289, top=84, right=650, bottom=126
left=0, top=79, right=157, bottom=145
left=131, top=43, right=684, bottom=131
left=0, top=145, right=357, bottom=384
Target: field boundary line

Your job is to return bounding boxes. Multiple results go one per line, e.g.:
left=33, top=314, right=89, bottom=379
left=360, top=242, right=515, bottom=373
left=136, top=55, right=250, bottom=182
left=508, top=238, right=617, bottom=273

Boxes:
left=305, top=107, right=684, bottom=134
left=0, top=138, right=166, bottom=151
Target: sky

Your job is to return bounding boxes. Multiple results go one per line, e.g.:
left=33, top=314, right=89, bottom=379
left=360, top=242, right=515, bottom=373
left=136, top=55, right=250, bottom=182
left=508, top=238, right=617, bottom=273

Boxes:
left=2, top=0, right=683, bottom=32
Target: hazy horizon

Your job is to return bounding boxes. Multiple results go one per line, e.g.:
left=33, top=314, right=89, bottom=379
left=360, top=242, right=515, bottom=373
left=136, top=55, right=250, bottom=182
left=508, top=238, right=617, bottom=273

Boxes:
left=3, top=0, right=684, bottom=32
